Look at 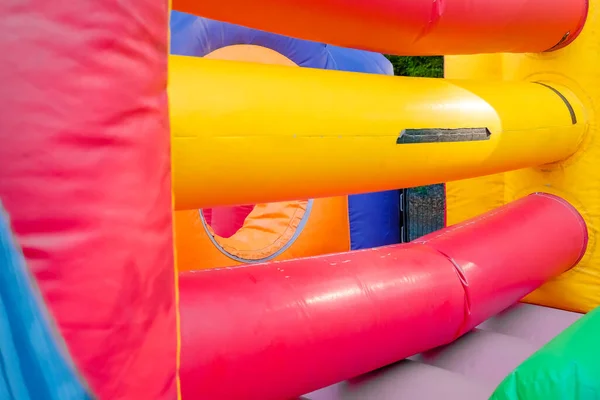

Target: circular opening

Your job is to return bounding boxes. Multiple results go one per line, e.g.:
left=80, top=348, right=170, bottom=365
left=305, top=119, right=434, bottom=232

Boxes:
left=200, top=200, right=313, bottom=263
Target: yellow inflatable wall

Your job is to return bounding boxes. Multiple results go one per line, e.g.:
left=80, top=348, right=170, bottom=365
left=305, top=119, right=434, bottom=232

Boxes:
left=504, top=3, right=598, bottom=313
left=446, top=4, right=599, bottom=313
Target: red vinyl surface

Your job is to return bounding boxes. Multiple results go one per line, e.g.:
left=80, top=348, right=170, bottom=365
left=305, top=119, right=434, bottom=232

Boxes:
left=179, top=193, right=587, bottom=400
left=173, top=0, right=588, bottom=55
left=414, top=192, right=588, bottom=336
left=0, top=1, right=177, bottom=399
left=207, top=205, right=256, bottom=238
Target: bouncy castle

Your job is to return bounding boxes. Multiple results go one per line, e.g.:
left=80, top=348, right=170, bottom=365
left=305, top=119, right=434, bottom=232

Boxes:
left=2, top=0, right=600, bottom=399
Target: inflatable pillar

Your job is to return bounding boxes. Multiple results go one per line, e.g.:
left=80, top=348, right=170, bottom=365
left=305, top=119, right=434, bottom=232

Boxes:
left=0, top=0, right=178, bottom=398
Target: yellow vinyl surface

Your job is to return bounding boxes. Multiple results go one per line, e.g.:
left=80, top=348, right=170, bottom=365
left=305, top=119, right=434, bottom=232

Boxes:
left=170, top=56, right=585, bottom=209
left=444, top=54, right=506, bottom=225
left=442, top=0, right=600, bottom=314
left=502, top=0, right=600, bottom=313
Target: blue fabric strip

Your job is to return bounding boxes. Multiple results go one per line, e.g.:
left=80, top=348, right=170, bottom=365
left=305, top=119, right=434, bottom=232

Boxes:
left=0, top=202, right=93, bottom=400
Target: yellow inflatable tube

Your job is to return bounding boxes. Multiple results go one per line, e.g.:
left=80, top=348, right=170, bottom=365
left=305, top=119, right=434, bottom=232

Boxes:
left=170, top=56, right=585, bottom=210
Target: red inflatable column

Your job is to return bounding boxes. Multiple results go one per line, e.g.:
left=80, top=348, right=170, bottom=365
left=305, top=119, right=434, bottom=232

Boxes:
left=0, top=1, right=176, bottom=399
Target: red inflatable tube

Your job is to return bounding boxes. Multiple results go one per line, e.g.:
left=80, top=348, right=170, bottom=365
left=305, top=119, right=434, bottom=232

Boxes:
left=173, top=0, right=588, bottom=55
left=179, top=193, right=587, bottom=400
left=414, top=192, right=588, bottom=336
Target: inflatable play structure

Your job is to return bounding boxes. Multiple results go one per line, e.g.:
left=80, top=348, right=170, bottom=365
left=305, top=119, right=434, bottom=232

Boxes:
left=3, top=0, right=600, bottom=400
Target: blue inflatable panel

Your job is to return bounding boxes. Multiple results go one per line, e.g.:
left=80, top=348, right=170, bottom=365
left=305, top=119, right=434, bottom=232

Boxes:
left=348, top=191, right=401, bottom=250
left=170, top=11, right=400, bottom=250
left=170, top=11, right=393, bottom=74
left=0, top=203, right=92, bottom=400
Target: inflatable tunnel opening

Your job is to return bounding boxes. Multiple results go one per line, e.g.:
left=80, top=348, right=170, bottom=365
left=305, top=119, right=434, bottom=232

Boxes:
left=200, top=200, right=313, bottom=262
